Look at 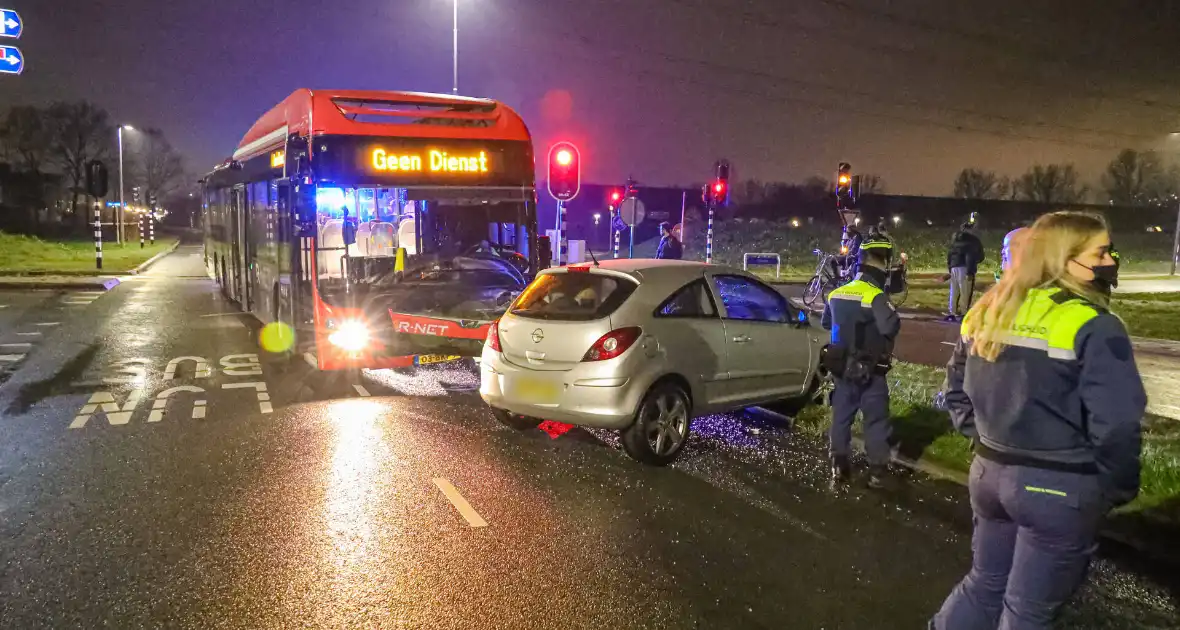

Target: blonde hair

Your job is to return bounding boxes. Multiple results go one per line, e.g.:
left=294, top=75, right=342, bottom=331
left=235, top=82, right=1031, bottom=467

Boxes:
left=963, top=211, right=1110, bottom=361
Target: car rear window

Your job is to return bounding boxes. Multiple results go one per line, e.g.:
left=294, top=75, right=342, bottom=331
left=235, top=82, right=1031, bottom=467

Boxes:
left=509, top=271, right=637, bottom=321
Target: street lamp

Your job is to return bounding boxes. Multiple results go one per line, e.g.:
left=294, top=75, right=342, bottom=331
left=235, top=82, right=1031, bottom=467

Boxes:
left=452, top=0, right=459, bottom=94
left=117, top=125, right=134, bottom=245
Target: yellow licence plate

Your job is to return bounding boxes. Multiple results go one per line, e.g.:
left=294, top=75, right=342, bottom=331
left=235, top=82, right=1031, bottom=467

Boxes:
left=511, top=377, right=561, bottom=403
left=416, top=354, right=462, bottom=366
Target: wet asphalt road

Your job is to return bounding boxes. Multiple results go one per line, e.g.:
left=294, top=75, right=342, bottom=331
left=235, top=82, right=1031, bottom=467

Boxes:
left=0, top=247, right=1177, bottom=629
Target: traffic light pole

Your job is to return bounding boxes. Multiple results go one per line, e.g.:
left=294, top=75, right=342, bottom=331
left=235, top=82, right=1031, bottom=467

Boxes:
left=613, top=229, right=620, bottom=258
left=94, top=200, right=103, bottom=270
left=1172, top=200, right=1180, bottom=276
left=554, top=200, right=565, bottom=266
left=705, top=201, right=714, bottom=264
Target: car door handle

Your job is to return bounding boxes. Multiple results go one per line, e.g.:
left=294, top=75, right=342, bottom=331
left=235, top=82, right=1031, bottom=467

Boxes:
left=732, top=334, right=752, bottom=343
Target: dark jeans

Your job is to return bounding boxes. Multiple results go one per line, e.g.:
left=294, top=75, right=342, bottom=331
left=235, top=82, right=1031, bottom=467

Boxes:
left=829, top=375, right=891, bottom=466
left=931, top=457, right=1104, bottom=630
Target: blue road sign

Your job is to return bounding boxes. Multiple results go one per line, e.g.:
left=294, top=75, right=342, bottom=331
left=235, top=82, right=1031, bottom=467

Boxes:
left=0, top=45, right=22, bottom=74
left=0, top=10, right=21, bottom=39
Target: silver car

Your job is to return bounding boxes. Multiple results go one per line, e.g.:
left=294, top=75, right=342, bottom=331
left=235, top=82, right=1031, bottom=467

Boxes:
left=480, top=259, right=825, bottom=465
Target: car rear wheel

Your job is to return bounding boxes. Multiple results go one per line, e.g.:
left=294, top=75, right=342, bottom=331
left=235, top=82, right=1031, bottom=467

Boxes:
left=490, top=407, right=542, bottom=431
left=621, top=382, right=692, bottom=466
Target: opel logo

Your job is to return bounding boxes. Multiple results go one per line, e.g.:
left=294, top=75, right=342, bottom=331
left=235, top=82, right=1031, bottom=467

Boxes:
left=531, top=328, right=544, bottom=343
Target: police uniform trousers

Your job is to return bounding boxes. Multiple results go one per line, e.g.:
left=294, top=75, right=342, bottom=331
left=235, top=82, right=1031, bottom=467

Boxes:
left=931, top=457, right=1104, bottom=630
left=829, top=374, right=891, bottom=466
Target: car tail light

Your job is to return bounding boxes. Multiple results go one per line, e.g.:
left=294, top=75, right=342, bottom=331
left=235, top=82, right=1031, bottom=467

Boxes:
left=486, top=320, right=502, bottom=352
left=582, top=327, right=642, bottom=362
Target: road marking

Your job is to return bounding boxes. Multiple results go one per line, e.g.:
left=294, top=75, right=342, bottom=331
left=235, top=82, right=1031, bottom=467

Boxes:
left=199, top=313, right=240, bottom=318
left=15, top=332, right=41, bottom=336
left=0, top=343, right=31, bottom=350
left=941, top=341, right=956, bottom=346
left=304, top=352, right=317, bottom=368
left=353, top=384, right=371, bottom=397
left=0, top=354, right=25, bottom=362
left=432, top=478, right=488, bottom=528
left=35, top=322, right=60, bottom=327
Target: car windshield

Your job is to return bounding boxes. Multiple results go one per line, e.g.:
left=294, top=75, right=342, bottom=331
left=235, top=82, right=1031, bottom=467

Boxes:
left=509, top=272, right=636, bottom=321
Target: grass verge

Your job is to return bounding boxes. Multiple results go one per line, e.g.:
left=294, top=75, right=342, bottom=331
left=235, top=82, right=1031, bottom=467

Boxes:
left=897, top=284, right=1180, bottom=342
left=792, top=362, right=1180, bottom=522
left=0, top=232, right=178, bottom=274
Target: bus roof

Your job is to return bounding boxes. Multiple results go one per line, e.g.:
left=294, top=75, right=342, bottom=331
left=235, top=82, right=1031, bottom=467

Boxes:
left=231, top=89, right=532, bottom=163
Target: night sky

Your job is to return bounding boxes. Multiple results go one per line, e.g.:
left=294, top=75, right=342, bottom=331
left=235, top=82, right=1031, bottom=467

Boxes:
left=4, top=0, right=1180, bottom=195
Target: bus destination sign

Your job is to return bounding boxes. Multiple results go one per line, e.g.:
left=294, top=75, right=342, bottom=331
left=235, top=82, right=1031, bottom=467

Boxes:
left=370, top=147, right=490, bottom=175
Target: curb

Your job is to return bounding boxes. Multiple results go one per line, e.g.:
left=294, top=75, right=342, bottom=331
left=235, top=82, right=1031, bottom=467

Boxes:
left=852, top=435, right=1180, bottom=566
left=129, top=240, right=181, bottom=275
left=0, top=276, right=121, bottom=290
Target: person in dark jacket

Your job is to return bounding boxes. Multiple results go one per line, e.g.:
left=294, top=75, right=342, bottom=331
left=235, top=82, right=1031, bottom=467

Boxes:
left=655, top=221, right=683, bottom=260
left=946, top=222, right=986, bottom=321
left=931, top=211, right=1146, bottom=629
left=821, top=234, right=900, bottom=488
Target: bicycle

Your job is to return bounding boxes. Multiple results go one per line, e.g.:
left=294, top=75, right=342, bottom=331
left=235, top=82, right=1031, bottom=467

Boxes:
left=802, top=249, right=846, bottom=308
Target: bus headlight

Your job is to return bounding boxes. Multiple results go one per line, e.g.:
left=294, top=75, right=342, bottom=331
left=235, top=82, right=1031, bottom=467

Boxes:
left=328, top=320, right=370, bottom=352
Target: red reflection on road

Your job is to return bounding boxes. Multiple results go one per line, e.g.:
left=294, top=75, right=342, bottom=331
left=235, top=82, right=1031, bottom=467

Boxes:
left=538, top=420, right=574, bottom=439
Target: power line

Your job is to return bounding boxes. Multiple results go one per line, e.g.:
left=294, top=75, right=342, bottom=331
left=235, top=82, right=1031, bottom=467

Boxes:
left=658, top=0, right=1180, bottom=113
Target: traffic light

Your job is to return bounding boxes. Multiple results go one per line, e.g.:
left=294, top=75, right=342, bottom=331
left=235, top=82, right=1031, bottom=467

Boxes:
left=836, top=162, right=853, bottom=207
left=608, top=188, right=622, bottom=208
left=708, top=159, right=731, bottom=206
left=625, top=179, right=638, bottom=199
left=547, top=142, right=581, bottom=201
left=85, top=160, right=109, bottom=198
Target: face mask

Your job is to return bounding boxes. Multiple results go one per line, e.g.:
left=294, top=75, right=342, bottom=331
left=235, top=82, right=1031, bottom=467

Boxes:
left=1072, top=260, right=1118, bottom=295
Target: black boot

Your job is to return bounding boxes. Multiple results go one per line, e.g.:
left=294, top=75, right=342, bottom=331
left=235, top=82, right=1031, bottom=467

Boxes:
left=831, top=455, right=851, bottom=485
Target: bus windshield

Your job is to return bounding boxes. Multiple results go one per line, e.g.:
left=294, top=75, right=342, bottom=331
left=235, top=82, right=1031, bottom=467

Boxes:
left=312, top=186, right=534, bottom=303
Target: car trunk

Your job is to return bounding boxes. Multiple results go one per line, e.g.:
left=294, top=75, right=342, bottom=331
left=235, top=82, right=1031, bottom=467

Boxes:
left=498, top=314, right=614, bottom=372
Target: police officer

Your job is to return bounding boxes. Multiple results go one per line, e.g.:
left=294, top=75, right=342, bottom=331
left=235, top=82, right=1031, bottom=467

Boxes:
left=932, top=211, right=1145, bottom=629
left=821, top=233, right=900, bottom=488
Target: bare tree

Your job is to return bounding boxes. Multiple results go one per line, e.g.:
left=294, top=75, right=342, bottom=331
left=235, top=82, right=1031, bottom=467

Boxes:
left=858, top=174, right=885, bottom=195
left=128, top=128, right=186, bottom=206
left=46, top=101, right=113, bottom=231
left=0, top=106, right=53, bottom=174
left=953, top=168, right=1005, bottom=199
left=1015, top=164, right=1088, bottom=204
left=1101, top=149, right=1163, bottom=206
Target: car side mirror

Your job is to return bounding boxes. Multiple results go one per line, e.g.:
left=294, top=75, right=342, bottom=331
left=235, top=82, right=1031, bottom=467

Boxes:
left=792, top=309, right=811, bottom=328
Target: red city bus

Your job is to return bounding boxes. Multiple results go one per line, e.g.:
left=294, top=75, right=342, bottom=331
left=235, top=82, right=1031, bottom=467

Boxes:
left=203, top=89, right=539, bottom=371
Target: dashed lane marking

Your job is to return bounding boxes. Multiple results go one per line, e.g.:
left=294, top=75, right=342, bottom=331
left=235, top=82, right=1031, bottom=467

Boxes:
left=0, top=354, right=25, bottom=362
left=432, top=478, right=488, bottom=528
left=15, top=332, right=41, bottom=337
left=199, top=313, right=240, bottom=318
left=0, top=343, right=32, bottom=350
left=35, top=322, right=60, bottom=327
left=353, top=384, right=371, bottom=397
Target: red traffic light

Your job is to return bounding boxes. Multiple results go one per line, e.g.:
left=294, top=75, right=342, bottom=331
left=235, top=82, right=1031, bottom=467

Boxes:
left=610, top=190, right=621, bottom=203
left=547, top=142, right=581, bottom=202
left=713, top=182, right=725, bottom=194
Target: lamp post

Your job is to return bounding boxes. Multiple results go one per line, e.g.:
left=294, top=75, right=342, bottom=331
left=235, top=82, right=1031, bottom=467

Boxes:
left=452, top=0, right=459, bottom=94
left=593, top=213, right=601, bottom=249
left=117, top=125, right=134, bottom=245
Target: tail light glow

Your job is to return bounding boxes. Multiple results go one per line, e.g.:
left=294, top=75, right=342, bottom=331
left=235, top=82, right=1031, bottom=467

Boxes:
left=582, top=327, right=642, bottom=362
left=486, top=320, right=502, bottom=352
